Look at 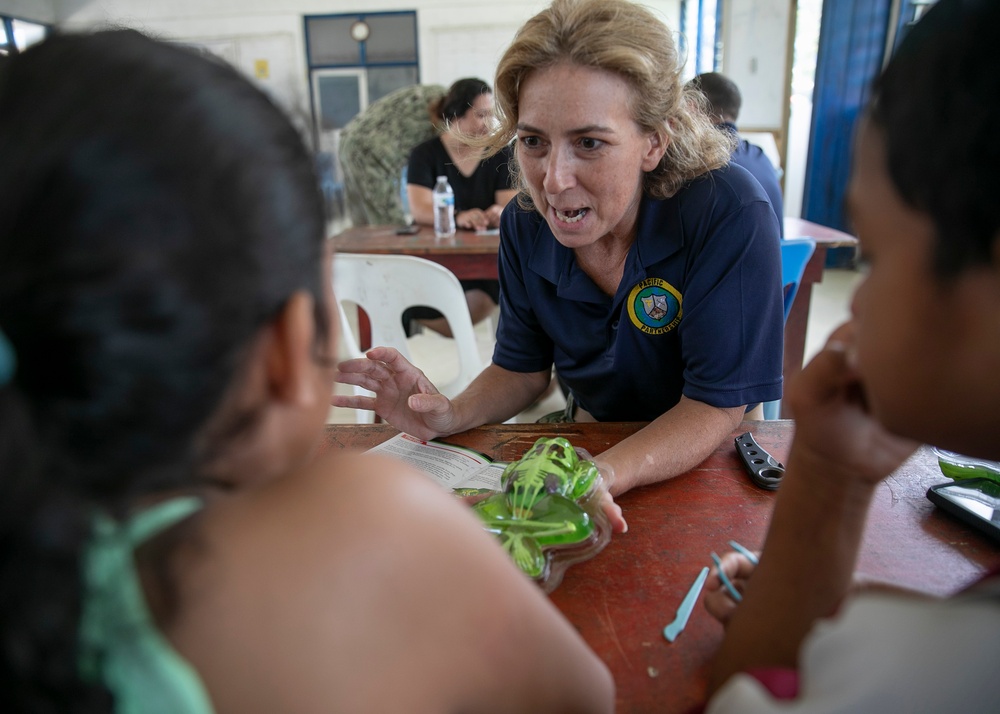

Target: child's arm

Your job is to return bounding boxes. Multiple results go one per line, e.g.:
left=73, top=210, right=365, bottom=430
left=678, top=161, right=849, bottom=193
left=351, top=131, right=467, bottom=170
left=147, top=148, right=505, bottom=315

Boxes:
left=179, top=450, right=614, bottom=713
left=707, top=330, right=917, bottom=695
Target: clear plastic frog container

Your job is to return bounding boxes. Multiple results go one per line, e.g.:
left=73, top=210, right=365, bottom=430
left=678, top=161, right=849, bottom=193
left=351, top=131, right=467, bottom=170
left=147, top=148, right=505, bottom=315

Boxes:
left=934, top=448, right=1000, bottom=484
left=468, top=437, right=612, bottom=593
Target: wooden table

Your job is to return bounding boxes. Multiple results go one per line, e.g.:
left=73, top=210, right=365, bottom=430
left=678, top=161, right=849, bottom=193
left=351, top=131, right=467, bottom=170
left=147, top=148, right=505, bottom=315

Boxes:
left=782, top=217, right=858, bottom=403
left=319, top=420, right=999, bottom=714
left=331, top=224, right=500, bottom=280
left=331, top=220, right=855, bottom=413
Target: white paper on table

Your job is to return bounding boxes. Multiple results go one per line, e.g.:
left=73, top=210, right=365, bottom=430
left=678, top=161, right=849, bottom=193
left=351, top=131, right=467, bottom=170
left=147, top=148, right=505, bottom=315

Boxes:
left=367, top=432, right=504, bottom=490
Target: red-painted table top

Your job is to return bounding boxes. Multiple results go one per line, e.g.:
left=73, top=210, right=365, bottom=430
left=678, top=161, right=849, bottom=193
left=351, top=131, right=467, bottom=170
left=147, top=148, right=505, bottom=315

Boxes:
left=320, top=420, right=1000, bottom=713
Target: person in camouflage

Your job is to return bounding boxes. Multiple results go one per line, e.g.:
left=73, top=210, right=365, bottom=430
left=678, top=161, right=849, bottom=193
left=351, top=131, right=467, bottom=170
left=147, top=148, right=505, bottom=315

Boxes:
left=338, top=84, right=446, bottom=226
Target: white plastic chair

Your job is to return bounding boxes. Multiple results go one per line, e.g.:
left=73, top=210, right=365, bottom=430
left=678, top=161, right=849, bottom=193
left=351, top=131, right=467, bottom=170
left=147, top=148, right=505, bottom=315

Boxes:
left=332, top=253, right=485, bottom=400
left=333, top=296, right=376, bottom=424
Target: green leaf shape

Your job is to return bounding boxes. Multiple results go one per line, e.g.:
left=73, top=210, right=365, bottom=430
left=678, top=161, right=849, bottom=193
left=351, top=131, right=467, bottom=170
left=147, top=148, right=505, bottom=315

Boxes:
left=937, top=456, right=1000, bottom=485
left=500, top=437, right=600, bottom=518
left=451, top=487, right=496, bottom=498
left=471, top=438, right=609, bottom=585
left=474, top=492, right=595, bottom=579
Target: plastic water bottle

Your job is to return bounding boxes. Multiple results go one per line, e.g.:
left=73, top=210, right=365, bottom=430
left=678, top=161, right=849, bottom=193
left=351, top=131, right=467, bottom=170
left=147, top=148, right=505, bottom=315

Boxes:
left=433, top=175, right=456, bottom=238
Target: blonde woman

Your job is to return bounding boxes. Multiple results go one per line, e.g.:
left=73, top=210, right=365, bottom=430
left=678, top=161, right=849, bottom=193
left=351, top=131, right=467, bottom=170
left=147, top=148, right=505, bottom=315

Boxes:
left=336, top=0, right=783, bottom=506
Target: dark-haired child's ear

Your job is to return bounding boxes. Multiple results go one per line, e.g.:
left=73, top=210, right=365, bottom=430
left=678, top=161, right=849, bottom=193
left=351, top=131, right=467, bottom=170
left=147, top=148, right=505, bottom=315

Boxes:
left=264, top=291, right=320, bottom=407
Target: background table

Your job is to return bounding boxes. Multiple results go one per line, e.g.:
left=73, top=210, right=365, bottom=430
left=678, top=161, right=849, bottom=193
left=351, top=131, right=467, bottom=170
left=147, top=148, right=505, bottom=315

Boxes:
left=782, top=217, right=858, bottom=407
left=331, top=224, right=500, bottom=280
left=320, top=420, right=999, bottom=713
left=331, top=220, right=857, bottom=410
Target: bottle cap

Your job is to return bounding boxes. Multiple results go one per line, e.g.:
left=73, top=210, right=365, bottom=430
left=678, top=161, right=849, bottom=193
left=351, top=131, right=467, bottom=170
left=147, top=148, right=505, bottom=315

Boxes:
left=436, top=175, right=446, bottom=182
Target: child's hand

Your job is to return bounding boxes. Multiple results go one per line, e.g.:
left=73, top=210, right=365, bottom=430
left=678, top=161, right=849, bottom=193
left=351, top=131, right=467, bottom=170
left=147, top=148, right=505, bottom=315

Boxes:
left=704, top=551, right=757, bottom=625
left=785, top=322, right=918, bottom=487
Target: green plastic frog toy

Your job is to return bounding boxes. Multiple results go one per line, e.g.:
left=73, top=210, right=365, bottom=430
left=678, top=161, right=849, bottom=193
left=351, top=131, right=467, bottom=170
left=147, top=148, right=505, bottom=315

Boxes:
left=471, top=437, right=609, bottom=588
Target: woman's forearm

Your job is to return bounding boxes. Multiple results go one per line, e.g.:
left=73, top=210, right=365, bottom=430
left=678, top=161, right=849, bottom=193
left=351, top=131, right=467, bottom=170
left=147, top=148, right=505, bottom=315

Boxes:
left=449, top=364, right=550, bottom=432
left=596, top=396, right=745, bottom=494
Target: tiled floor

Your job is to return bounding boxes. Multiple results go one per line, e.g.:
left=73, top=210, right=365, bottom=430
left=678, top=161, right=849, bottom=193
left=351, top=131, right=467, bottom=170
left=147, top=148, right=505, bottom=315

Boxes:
left=329, top=267, right=865, bottom=424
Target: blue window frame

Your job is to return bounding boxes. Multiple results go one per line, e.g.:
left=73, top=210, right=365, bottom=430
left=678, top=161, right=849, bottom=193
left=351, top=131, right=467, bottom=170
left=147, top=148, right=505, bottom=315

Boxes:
left=304, top=11, right=420, bottom=135
left=1, top=15, right=49, bottom=56
left=679, top=0, right=725, bottom=74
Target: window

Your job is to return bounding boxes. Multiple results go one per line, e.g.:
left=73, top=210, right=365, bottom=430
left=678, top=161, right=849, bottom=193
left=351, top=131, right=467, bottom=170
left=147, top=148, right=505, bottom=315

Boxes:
left=1, top=16, right=49, bottom=56
left=304, top=11, right=419, bottom=135
left=679, top=0, right=725, bottom=76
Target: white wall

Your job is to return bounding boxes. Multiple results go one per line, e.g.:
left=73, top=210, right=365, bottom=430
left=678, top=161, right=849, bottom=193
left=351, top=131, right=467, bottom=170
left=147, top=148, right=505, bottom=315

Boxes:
left=8, top=0, right=790, bottom=167
left=8, top=0, right=799, bottom=212
left=44, top=1, right=684, bottom=127
left=0, top=0, right=56, bottom=22
left=722, top=0, right=791, bottom=130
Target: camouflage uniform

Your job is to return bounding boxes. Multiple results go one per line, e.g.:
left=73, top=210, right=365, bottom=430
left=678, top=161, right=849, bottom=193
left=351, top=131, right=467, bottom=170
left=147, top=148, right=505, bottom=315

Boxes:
left=338, top=84, right=446, bottom=226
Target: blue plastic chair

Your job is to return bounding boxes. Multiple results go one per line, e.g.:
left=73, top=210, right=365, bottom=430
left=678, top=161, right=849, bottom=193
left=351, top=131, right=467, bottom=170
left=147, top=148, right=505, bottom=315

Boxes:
left=764, top=237, right=817, bottom=419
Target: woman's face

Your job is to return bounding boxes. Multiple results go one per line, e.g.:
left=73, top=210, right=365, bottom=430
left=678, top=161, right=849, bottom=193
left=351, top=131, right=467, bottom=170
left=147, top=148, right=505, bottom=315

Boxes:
left=452, top=92, right=494, bottom=138
left=515, top=62, right=665, bottom=249
left=846, top=120, right=1000, bottom=453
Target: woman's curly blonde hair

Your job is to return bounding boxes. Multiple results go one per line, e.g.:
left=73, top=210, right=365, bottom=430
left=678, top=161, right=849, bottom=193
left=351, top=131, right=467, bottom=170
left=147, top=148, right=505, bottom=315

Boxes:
left=484, top=0, right=733, bottom=207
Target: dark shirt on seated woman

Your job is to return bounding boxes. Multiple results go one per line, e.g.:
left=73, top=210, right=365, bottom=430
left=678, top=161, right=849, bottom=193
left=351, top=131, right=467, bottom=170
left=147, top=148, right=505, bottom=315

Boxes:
left=407, top=137, right=514, bottom=215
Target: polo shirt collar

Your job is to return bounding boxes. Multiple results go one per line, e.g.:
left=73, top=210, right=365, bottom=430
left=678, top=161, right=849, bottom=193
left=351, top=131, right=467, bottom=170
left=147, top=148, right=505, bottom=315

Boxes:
left=526, top=195, right=684, bottom=298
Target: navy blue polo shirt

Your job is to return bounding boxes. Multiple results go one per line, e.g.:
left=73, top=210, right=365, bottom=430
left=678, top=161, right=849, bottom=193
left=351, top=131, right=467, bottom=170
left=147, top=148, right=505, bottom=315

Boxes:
left=493, top=164, right=784, bottom=422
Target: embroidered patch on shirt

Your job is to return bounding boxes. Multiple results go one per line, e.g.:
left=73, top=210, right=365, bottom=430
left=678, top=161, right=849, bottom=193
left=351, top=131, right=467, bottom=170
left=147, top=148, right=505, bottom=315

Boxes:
left=626, top=278, right=682, bottom=334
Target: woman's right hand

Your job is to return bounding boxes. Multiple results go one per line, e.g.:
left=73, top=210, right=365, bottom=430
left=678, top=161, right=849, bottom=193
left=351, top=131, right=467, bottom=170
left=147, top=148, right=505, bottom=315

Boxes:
left=333, top=346, right=461, bottom=439
left=456, top=208, right=490, bottom=231
left=485, top=204, right=505, bottom=227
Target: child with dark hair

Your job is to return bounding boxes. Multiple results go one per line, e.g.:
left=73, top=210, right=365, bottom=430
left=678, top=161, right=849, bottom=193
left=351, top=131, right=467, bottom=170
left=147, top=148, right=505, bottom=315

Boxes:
left=704, top=0, right=1000, bottom=709
left=0, top=30, right=613, bottom=713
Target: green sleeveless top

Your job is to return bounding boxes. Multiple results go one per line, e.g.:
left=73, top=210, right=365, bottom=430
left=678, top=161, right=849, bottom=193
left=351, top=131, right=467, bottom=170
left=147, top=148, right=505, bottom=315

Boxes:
left=78, top=496, right=214, bottom=714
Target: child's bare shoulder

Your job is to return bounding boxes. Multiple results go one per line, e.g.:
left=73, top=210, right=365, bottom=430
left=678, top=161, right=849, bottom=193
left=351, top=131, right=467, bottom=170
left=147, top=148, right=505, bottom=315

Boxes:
left=172, top=450, right=544, bottom=712
left=202, top=449, right=499, bottom=585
